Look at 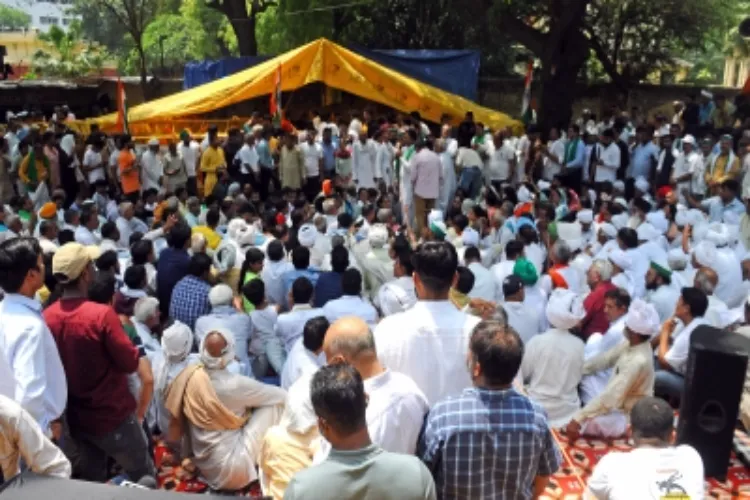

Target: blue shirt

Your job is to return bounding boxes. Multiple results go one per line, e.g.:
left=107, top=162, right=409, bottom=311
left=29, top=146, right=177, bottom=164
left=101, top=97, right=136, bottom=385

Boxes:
left=282, top=268, right=321, bottom=309
left=565, top=139, right=586, bottom=169
left=701, top=196, right=745, bottom=223
left=630, top=142, right=659, bottom=179
left=169, top=276, right=212, bottom=331
left=313, top=271, right=344, bottom=308
left=419, top=387, right=561, bottom=500
left=700, top=101, right=716, bottom=126
left=321, top=141, right=337, bottom=172
left=257, top=139, right=273, bottom=170
left=157, top=247, right=191, bottom=317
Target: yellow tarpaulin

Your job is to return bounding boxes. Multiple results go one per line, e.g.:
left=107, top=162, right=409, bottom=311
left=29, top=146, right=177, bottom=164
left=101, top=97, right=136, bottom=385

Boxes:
left=90, top=38, right=521, bottom=134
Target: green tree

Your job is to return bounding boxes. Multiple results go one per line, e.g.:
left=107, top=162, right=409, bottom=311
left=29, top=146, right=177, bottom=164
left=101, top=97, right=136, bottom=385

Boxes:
left=0, top=4, right=31, bottom=30
left=206, top=0, right=277, bottom=56
left=30, top=22, right=107, bottom=78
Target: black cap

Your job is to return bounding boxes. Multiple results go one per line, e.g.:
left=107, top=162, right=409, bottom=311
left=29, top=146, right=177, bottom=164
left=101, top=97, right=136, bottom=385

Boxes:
left=503, top=275, right=524, bottom=297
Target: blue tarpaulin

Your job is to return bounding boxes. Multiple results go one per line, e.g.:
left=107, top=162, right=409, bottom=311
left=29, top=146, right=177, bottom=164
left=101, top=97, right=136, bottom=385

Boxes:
left=182, top=48, right=480, bottom=100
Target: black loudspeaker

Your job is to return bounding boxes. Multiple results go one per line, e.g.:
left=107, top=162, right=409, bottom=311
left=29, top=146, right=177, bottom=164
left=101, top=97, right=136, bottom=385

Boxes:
left=677, top=325, right=750, bottom=479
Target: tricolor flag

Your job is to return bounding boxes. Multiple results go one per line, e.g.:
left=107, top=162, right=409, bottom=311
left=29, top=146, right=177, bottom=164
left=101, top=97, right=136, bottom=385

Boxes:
left=116, top=77, right=129, bottom=134
left=270, top=64, right=282, bottom=126
left=521, top=60, right=534, bottom=125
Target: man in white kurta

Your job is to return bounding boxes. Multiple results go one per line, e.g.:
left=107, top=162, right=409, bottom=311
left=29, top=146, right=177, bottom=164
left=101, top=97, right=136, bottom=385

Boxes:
left=376, top=250, right=417, bottom=317
left=500, top=275, right=542, bottom=344
left=140, top=139, right=163, bottom=193
left=374, top=242, right=480, bottom=405
left=168, top=328, right=286, bottom=491
left=566, top=300, right=658, bottom=439
left=645, top=261, right=680, bottom=324
left=521, top=289, right=585, bottom=427
left=352, top=134, right=378, bottom=189
left=280, top=336, right=324, bottom=391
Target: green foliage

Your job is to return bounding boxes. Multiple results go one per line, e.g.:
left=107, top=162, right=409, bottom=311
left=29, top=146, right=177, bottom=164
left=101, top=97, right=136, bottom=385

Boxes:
left=0, top=4, right=31, bottom=29
left=31, top=23, right=108, bottom=78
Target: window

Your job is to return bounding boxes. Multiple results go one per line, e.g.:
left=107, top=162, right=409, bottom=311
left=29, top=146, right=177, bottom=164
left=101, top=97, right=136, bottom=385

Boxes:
left=39, top=16, right=59, bottom=25
left=62, top=18, right=71, bottom=25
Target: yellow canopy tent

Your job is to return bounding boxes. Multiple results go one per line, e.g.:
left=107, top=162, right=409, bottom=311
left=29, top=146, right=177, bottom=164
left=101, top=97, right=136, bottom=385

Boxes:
left=87, top=38, right=521, bottom=137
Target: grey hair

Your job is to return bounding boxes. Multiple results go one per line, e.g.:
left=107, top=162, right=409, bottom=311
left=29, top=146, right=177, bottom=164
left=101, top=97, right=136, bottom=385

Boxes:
left=492, top=209, right=505, bottom=224
left=590, top=259, right=613, bottom=281
left=191, top=233, right=207, bottom=254
left=331, top=235, right=345, bottom=248
left=500, top=201, right=514, bottom=217
left=322, top=199, right=336, bottom=213
left=551, top=240, right=572, bottom=264
left=377, top=208, right=392, bottom=222
left=118, top=201, right=133, bottom=217
left=313, top=215, right=327, bottom=233
left=133, top=297, right=159, bottom=323
left=491, top=304, right=509, bottom=325
left=187, top=196, right=200, bottom=207
left=326, top=327, right=377, bottom=359
left=209, top=284, right=234, bottom=307
left=694, top=268, right=716, bottom=295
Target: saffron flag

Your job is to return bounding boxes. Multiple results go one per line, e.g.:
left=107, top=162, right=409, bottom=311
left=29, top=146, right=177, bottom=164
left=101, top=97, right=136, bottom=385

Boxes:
left=521, top=61, right=534, bottom=125
left=116, top=77, right=129, bottom=134
left=270, top=64, right=282, bottom=126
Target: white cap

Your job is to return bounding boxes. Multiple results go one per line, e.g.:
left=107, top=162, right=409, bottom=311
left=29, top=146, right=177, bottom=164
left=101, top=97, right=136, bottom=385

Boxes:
left=298, top=223, right=317, bottom=247
left=636, top=222, right=660, bottom=242
left=608, top=249, right=632, bottom=271
left=577, top=209, right=593, bottom=224
left=148, top=138, right=159, bottom=147
left=682, top=134, right=697, bottom=146
left=625, top=299, right=661, bottom=338
left=461, top=227, right=480, bottom=247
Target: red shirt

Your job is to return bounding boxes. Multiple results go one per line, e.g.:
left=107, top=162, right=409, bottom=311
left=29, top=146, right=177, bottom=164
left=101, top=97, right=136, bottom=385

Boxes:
left=580, top=281, right=617, bottom=339
left=43, top=298, right=140, bottom=436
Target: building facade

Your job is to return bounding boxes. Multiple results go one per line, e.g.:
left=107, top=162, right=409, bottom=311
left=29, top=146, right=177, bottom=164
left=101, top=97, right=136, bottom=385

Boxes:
left=0, top=0, right=79, bottom=32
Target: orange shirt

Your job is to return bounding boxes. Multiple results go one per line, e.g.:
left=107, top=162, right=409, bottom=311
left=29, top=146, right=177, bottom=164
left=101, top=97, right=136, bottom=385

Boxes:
left=119, top=149, right=140, bottom=194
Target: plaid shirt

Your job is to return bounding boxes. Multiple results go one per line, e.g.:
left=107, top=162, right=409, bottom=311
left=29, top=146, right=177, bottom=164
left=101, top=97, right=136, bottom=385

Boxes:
left=169, top=275, right=212, bottom=330
left=419, top=387, right=561, bottom=500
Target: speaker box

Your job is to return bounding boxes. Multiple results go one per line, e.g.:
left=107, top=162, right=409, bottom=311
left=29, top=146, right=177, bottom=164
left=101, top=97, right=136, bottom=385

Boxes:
left=676, top=325, right=750, bottom=479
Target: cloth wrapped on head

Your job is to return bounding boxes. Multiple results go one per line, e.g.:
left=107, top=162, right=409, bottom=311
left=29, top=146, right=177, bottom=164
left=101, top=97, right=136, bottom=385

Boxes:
left=546, top=289, right=586, bottom=331
left=625, top=299, right=661, bottom=338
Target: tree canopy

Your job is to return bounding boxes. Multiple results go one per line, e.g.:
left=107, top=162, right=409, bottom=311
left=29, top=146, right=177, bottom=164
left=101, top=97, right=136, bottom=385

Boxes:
left=0, top=4, right=31, bottom=30
left=30, top=23, right=107, bottom=79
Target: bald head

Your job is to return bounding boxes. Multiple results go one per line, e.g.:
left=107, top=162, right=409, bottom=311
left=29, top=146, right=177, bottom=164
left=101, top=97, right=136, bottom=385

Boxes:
left=694, top=267, right=718, bottom=296
left=205, top=331, right=228, bottom=358
left=323, top=317, right=376, bottom=365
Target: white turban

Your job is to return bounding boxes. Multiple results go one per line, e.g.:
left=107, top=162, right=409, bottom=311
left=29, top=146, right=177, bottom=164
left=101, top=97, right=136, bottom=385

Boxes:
left=588, top=189, right=597, bottom=203
left=625, top=299, right=661, bottom=338
left=675, top=209, right=689, bottom=228
left=213, top=240, right=238, bottom=273
left=462, top=227, right=480, bottom=247
left=686, top=209, right=706, bottom=227
left=557, top=222, right=583, bottom=252
left=611, top=213, right=629, bottom=230
left=133, top=297, right=159, bottom=323
left=537, top=180, right=551, bottom=191
left=161, top=320, right=193, bottom=363
left=634, top=176, right=650, bottom=193
left=637, top=222, right=660, bottom=242
left=546, top=289, right=586, bottom=331
left=209, top=284, right=234, bottom=307
left=599, top=223, right=617, bottom=239
left=227, top=218, right=249, bottom=242
left=613, top=197, right=628, bottom=209
left=518, top=185, right=532, bottom=203
left=200, top=327, right=236, bottom=371
left=693, top=241, right=718, bottom=268
left=577, top=209, right=594, bottom=224
left=705, top=223, right=730, bottom=247
left=428, top=209, right=444, bottom=225
left=667, top=248, right=688, bottom=270
left=298, top=223, right=317, bottom=247
left=368, top=223, right=389, bottom=248
left=646, top=211, right=669, bottom=234
left=608, top=249, right=632, bottom=271
left=691, top=222, right=709, bottom=244
left=613, top=180, right=625, bottom=193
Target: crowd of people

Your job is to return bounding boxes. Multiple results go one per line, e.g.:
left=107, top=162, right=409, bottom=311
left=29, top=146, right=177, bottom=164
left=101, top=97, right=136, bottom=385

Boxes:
left=1, top=92, right=750, bottom=499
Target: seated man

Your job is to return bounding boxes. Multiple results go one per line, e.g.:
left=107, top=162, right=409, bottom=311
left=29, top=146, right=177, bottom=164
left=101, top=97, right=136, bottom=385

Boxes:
left=0, top=393, right=72, bottom=480
left=323, top=317, right=428, bottom=455
left=281, top=317, right=328, bottom=390
left=521, top=289, right=585, bottom=427
left=566, top=299, right=659, bottom=440
left=276, top=278, right=325, bottom=353
left=587, top=397, right=704, bottom=499
left=323, top=269, right=379, bottom=329
left=164, top=328, right=286, bottom=491
left=284, top=363, right=436, bottom=500
left=579, top=288, right=630, bottom=405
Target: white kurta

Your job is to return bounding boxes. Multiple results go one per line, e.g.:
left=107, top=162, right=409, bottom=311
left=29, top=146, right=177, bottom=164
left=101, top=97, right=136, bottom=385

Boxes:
left=647, top=285, right=680, bottom=324
left=467, top=262, right=496, bottom=302
left=352, top=139, right=378, bottom=189
left=323, top=295, right=379, bottom=329
left=374, top=301, right=480, bottom=405
left=579, top=316, right=626, bottom=405
left=503, top=300, right=542, bottom=344
left=275, top=306, right=326, bottom=353
left=375, top=141, right=395, bottom=188
left=376, top=277, right=417, bottom=317
left=280, top=338, right=324, bottom=390
left=438, top=139, right=457, bottom=212
left=140, top=150, right=163, bottom=192
left=521, top=328, right=585, bottom=427
left=189, top=369, right=286, bottom=491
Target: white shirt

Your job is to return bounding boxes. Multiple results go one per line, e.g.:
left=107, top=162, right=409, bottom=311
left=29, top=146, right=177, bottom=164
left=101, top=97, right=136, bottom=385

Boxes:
left=647, top=285, right=680, bottom=324
left=587, top=445, right=704, bottom=500
left=523, top=284, right=549, bottom=332
left=0, top=394, right=71, bottom=480
left=374, top=301, right=480, bottom=405
left=275, top=305, right=326, bottom=353
left=352, top=139, right=378, bottom=189
left=490, top=260, right=516, bottom=301
left=82, top=149, right=105, bottom=184
left=280, top=337, right=324, bottom=390
left=323, top=295, right=379, bottom=330
left=487, top=141, right=515, bottom=181
left=178, top=140, right=200, bottom=177
left=300, top=142, right=323, bottom=177
left=580, top=316, right=626, bottom=405
left=237, top=143, right=259, bottom=175
left=521, top=328, right=585, bottom=427
left=705, top=294, right=731, bottom=328
left=456, top=147, right=483, bottom=169
left=594, top=143, right=621, bottom=183
left=261, top=260, right=295, bottom=306
left=74, top=225, right=100, bottom=246
left=467, top=262, right=495, bottom=301
left=503, top=300, right=542, bottom=344
left=0, top=294, right=67, bottom=431
left=375, top=141, right=395, bottom=187
left=39, top=237, right=58, bottom=255
left=376, top=277, right=417, bottom=317
left=713, top=247, right=745, bottom=308
left=140, top=150, right=163, bottom=192
left=543, top=138, right=565, bottom=180
left=665, top=317, right=709, bottom=374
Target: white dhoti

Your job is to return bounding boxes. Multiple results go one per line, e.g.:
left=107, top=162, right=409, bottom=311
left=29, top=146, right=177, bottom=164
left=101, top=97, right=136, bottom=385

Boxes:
left=30, top=183, right=49, bottom=211
left=581, top=411, right=628, bottom=438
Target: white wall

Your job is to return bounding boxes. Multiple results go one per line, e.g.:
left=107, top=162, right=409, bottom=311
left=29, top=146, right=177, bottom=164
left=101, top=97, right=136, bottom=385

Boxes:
left=0, top=0, right=80, bottom=32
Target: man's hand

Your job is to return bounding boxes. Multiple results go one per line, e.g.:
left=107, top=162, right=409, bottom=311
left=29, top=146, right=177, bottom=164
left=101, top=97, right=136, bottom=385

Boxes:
left=50, top=420, right=63, bottom=441
left=163, top=214, right=178, bottom=232
left=660, top=317, right=677, bottom=340
left=565, top=419, right=582, bottom=442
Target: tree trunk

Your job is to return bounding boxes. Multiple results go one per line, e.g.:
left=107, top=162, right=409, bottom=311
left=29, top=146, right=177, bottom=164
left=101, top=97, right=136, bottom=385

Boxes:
left=136, top=43, right=150, bottom=101
left=232, top=14, right=258, bottom=56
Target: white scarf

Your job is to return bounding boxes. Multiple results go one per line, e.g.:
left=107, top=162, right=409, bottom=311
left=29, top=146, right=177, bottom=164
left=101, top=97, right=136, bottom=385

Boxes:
left=709, top=150, right=737, bottom=176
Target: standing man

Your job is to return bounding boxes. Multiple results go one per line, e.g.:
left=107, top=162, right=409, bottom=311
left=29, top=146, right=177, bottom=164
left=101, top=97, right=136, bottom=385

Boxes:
left=352, top=131, right=378, bottom=190
left=279, top=132, right=305, bottom=193
left=562, top=124, right=585, bottom=189
left=200, top=131, right=227, bottom=198
left=655, top=133, right=677, bottom=189
left=140, top=138, right=163, bottom=193
left=705, top=134, right=740, bottom=195
left=411, top=140, right=443, bottom=236
left=256, top=126, right=276, bottom=199
left=300, top=129, right=323, bottom=202
left=320, top=126, right=337, bottom=180
left=0, top=238, right=66, bottom=432
left=629, top=126, right=659, bottom=186
left=419, top=320, right=561, bottom=499
left=591, top=129, right=621, bottom=186
left=486, top=130, right=515, bottom=192
left=177, top=130, right=200, bottom=197
left=237, top=132, right=259, bottom=193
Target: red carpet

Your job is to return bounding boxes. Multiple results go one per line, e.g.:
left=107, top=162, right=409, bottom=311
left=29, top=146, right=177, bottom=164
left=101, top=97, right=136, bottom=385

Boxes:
left=153, top=434, right=750, bottom=499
